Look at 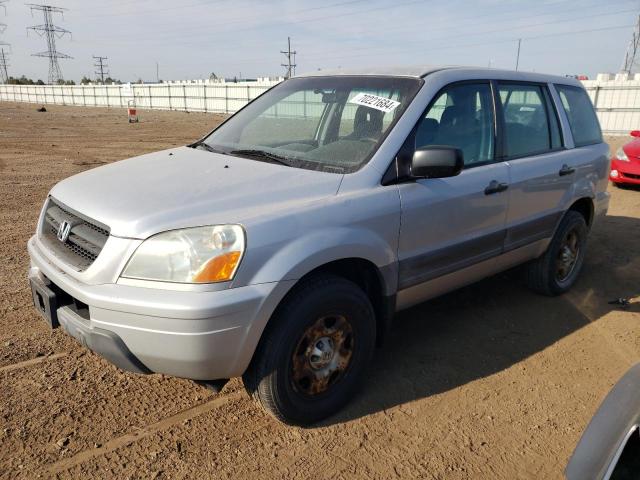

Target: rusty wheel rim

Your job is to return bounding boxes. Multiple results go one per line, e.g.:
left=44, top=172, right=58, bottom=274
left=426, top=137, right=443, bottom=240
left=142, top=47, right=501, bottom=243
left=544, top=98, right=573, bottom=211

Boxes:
left=290, top=315, right=354, bottom=397
left=556, top=229, right=580, bottom=282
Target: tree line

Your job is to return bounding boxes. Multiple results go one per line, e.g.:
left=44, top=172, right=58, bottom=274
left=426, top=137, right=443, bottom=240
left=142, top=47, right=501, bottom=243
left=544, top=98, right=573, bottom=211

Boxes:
left=6, top=75, right=122, bottom=85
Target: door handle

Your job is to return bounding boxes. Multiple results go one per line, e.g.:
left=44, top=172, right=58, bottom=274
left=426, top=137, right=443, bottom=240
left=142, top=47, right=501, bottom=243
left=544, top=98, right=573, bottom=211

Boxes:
left=559, top=164, right=575, bottom=176
left=484, top=180, right=509, bottom=195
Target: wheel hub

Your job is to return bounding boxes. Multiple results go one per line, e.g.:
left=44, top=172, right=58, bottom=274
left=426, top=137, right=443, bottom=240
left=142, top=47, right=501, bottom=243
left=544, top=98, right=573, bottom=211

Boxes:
left=291, top=315, right=354, bottom=396
left=309, top=337, right=335, bottom=370
left=556, top=229, right=580, bottom=282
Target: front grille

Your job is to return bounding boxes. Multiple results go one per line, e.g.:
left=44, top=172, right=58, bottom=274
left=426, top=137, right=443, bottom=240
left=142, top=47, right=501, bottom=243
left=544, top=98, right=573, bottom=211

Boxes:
left=40, top=197, right=110, bottom=271
left=622, top=172, right=640, bottom=180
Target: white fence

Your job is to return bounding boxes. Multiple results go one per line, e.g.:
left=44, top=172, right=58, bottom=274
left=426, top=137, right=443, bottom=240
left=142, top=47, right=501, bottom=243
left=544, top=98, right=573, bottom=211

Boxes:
left=0, top=81, right=282, bottom=114
left=583, top=73, right=640, bottom=135
left=4, top=75, right=640, bottom=134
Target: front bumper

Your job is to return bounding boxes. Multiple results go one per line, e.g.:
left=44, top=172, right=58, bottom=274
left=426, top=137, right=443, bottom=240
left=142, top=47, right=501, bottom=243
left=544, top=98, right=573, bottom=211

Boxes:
left=610, top=158, right=640, bottom=185
left=27, top=235, right=294, bottom=380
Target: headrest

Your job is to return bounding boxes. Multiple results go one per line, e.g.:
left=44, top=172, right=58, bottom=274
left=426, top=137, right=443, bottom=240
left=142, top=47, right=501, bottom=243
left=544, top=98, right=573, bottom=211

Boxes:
left=353, top=106, right=384, bottom=139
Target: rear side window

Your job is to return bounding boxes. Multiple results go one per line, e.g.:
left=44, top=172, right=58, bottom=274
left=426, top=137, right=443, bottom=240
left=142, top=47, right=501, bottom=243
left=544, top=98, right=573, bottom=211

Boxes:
left=555, top=84, right=602, bottom=147
left=498, top=83, right=561, bottom=158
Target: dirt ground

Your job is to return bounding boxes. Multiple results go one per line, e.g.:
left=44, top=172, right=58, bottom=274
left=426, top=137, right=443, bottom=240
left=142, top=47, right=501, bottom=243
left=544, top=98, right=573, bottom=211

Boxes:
left=0, top=102, right=638, bottom=479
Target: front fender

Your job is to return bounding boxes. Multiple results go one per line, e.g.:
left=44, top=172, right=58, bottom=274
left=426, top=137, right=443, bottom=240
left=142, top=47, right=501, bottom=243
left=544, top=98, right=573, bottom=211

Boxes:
left=228, top=226, right=398, bottom=376
left=247, top=226, right=398, bottom=295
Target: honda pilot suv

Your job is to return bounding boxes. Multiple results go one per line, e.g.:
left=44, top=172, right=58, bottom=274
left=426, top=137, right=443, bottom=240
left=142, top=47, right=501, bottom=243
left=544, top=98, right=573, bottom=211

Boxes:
left=27, top=66, right=610, bottom=425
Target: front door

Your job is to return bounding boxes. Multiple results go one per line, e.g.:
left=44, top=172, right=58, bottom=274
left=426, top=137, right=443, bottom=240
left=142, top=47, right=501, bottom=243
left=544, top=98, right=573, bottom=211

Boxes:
left=397, top=81, right=510, bottom=292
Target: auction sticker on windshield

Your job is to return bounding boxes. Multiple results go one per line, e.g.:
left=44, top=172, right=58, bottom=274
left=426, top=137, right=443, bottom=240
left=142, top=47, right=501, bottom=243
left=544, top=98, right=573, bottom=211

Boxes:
left=349, top=93, right=401, bottom=113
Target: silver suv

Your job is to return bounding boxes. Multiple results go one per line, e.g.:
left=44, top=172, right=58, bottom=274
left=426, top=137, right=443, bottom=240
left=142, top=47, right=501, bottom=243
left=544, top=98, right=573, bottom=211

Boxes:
left=28, top=66, right=610, bottom=425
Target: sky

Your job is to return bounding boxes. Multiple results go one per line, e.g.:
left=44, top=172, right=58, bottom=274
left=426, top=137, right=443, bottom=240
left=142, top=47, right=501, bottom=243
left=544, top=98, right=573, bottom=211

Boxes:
left=0, top=0, right=638, bottom=82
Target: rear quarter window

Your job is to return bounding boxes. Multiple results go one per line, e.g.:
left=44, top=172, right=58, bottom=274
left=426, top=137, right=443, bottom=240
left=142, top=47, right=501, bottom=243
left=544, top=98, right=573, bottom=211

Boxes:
left=554, top=84, right=602, bottom=147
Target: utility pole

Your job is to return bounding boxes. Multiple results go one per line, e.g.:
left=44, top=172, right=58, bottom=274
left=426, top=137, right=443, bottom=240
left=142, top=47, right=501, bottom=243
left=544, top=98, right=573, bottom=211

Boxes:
left=93, top=55, right=108, bottom=83
left=280, top=36, right=297, bottom=79
left=0, top=48, right=9, bottom=83
left=156, top=61, right=159, bottom=83
left=621, top=15, right=640, bottom=74
left=515, top=38, right=522, bottom=71
left=27, top=4, right=72, bottom=85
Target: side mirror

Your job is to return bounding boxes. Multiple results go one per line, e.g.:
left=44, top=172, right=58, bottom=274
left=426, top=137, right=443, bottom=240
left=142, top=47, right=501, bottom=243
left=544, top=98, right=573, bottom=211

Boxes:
left=410, top=146, right=464, bottom=179
left=631, top=130, right=640, bottom=138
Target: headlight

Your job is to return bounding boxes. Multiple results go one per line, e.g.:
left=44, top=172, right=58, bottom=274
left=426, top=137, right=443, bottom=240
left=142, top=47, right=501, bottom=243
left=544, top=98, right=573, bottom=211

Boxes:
left=616, top=147, right=630, bottom=162
left=121, top=225, right=245, bottom=283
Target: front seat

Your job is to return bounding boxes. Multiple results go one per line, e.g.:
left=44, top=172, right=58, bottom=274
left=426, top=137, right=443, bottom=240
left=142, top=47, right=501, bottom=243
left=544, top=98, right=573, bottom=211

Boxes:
left=436, top=105, right=481, bottom=163
left=350, top=106, right=384, bottom=141
left=415, top=118, right=439, bottom=148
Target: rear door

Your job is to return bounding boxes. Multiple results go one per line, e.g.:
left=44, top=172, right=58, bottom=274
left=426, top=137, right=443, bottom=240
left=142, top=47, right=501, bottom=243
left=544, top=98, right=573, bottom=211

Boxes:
left=397, top=81, right=510, bottom=291
left=496, top=82, right=571, bottom=251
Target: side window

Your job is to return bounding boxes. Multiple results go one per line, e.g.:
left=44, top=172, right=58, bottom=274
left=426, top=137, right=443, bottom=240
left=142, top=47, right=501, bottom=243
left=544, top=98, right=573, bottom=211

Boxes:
left=498, top=83, right=561, bottom=158
left=415, top=83, right=494, bottom=166
left=555, top=84, right=603, bottom=147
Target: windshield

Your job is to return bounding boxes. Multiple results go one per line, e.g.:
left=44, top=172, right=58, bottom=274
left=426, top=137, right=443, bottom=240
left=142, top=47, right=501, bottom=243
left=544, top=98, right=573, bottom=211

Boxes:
left=200, top=76, right=422, bottom=173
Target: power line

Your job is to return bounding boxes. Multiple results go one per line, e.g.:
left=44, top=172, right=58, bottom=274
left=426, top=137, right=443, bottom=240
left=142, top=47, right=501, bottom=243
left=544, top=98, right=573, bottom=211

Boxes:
left=300, top=23, right=636, bottom=67
left=280, top=36, right=296, bottom=78
left=93, top=55, right=109, bottom=83
left=87, top=0, right=424, bottom=46
left=0, top=48, right=9, bottom=83
left=27, top=4, right=72, bottom=85
left=79, top=0, right=224, bottom=19
left=302, top=5, right=637, bottom=64
left=86, top=0, right=634, bottom=53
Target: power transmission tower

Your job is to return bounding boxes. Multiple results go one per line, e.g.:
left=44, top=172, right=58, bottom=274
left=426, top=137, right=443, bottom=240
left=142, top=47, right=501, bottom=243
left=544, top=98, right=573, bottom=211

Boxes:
left=0, top=0, right=9, bottom=53
left=0, top=48, right=9, bottom=83
left=0, top=0, right=7, bottom=34
left=93, top=55, right=108, bottom=83
left=621, top=14, right=640, bottom=74
left=280, top=36, right=297, bottom=79
left=27, top=4, right=72, bottom=84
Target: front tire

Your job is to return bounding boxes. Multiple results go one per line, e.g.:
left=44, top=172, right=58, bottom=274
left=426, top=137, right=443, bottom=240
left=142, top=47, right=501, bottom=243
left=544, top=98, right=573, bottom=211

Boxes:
left=524, top=210, right=588, bottom=296
left=243, top=274, right=376, bottom=426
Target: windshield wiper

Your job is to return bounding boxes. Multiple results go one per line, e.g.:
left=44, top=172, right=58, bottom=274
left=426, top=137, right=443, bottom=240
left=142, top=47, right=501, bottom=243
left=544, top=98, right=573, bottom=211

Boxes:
left=189, top=141, right=225, bottom=154
left=229, top=149, right=293, bottom=167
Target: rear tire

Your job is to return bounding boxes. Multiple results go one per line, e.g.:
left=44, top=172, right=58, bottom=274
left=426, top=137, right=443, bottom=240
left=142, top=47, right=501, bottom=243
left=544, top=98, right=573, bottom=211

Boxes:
left=524, top=210, right=588, bottom=296
left=243, top=274, right=376, bottom=426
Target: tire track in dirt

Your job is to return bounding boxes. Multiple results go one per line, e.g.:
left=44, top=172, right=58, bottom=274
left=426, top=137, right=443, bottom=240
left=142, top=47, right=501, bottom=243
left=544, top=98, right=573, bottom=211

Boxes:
left=0, top=352, right=67, bottom=372
left=44, top=390, right=243, bottom=475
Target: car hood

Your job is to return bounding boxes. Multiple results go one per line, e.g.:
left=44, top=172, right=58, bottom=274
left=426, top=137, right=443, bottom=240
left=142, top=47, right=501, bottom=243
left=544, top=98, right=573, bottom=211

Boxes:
left=623, top=139, right=640, bottom=161
left=50, top=146, right=343, bottom=239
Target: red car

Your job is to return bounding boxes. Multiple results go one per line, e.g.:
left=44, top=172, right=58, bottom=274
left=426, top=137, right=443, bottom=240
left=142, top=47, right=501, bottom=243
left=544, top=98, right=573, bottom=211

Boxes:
left=611, top=130, right=640, bottom=186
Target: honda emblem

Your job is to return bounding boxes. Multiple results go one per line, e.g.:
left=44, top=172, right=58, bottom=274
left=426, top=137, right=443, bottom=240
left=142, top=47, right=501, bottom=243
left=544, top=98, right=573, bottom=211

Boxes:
left=57, top=221, right=71, bottom=243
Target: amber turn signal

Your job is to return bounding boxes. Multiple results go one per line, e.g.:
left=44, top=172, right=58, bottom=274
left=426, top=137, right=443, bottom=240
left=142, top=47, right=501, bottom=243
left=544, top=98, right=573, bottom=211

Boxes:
left=192, top=251, right=242, bottom=283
